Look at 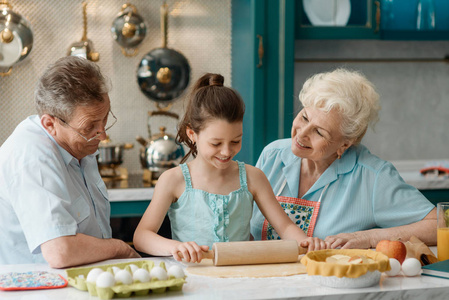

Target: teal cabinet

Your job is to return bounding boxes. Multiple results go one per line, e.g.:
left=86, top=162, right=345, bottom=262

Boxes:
left=232, top=0, right=295, bottom=165
left=296, top=0, right=380, bottom=39
left=296, top=0, right=449, bottom=40
left=231, top=0, right=448, bottom=165
left=421, top=190, right=449, bottom=207
left=379, top=0, right=449, bottom=40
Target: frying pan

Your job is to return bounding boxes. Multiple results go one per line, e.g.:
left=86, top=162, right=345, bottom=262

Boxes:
left=0, top=0, right=33, bottom=76
left=111, top=3, right=146, bottom=57
left=137, top=3, right=190, bottom=103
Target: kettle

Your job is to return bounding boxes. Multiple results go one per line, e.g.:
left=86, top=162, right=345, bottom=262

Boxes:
left=136, top=109, right=185, bottom=183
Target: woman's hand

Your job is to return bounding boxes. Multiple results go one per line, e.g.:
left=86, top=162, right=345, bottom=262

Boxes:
left=300, top=237, right=330, bottom=252
left=325, top=232, right=371, bottom=249
left=171, top=241, right=210, bottom=263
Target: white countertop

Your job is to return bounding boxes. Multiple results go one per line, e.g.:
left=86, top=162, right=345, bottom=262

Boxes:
left=108, top=187, right=153, bottom=202
left=2, top=250, right=449, bottom=300
left=391, top=159, right=449, bottom=190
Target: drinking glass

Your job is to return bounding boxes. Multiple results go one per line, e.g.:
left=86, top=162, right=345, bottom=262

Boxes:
left=437, top=202, right=449, bottom=261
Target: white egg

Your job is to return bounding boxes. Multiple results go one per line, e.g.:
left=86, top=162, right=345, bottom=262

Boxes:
left=86, top=268, right=105, bottom=283
left=385, top=258, right=401, bottom=276
left=167, top=265, right=185, bottom=278
left=112, top=266, right=121, bottom=275
left=128, top=264, right=139, bottom=274
left=96, top=272, right=115, bottom=288
left=401, top=258, right=422, bottom=277
left=114, top=269, right=133, bottom=285
left=150, top=266, right=168, bottom=281
left=133, top=268, right=150, bottom=283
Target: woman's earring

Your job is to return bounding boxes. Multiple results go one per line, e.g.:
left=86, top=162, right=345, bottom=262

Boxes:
left=337, top=154, right=341, bottom=159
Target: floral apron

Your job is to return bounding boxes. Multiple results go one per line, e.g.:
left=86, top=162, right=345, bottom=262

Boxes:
left=262, top=179, right=329, bottom=239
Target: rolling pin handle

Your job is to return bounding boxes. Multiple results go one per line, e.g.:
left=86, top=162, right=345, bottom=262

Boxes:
left=202, top=250, right=214, bottom=260
left=177, top=250, right=214, bottom=261
left=298, top=245, right=308, bottom=255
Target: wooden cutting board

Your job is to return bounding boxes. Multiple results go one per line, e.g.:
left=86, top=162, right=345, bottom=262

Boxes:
left=185, top=256, right=306, bottom=278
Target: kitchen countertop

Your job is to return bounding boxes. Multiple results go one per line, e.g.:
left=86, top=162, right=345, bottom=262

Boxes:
left=105, top=162, right=449, bottom=217
left=391, top=159, right=449, bottom=190
left=107, top=160, right=449, bottom=202
left=2, top=247, right=449, bottom=300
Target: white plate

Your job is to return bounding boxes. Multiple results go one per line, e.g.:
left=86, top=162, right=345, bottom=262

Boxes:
left=303, top=0, right=351, bottom=26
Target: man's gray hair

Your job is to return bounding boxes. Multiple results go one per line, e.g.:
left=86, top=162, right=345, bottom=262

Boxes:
left=34, top=56, right=111, bottom=121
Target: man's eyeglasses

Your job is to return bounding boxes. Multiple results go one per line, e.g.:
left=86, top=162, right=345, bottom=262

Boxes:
left=55, top=111, right=117, bottom=142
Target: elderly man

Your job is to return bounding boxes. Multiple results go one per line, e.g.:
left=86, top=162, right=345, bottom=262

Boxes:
left=0, top=56, right=140, bottom=268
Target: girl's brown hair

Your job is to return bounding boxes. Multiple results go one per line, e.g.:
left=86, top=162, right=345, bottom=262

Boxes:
left=177, top=73, right=245, bottom=163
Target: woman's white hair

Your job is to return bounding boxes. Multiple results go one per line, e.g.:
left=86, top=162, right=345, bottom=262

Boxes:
left=299, top=68, right=380, bottom=144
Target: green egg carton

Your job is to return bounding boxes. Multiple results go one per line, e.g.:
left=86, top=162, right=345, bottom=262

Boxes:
left=66, top=260, right=186, bottom=300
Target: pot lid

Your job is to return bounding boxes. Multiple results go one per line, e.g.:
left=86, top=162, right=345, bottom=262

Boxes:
left=0, top=2, right=33, bottom=68
left=0, top=30, right=22, bottom=67
left=137, top=48, right=190, bottom=102
left=111, top=3, right=146, bottom=49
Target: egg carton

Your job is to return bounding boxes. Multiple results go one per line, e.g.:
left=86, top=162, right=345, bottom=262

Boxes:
left=66, top=260, right=186, bottom=300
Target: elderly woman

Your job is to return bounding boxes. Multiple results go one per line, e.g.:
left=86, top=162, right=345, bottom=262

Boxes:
left=250, top=68, right=436, bottom=249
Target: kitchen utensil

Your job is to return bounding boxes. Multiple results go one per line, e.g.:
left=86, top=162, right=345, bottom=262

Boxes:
left=136, top=108, right=184, bottom=183
left=68, top=1, right=99, bottom=61
left=137, top=2, right=190, bottom=102
left=111, top=3, right=146, bottom=57
left=0, top=0, right=33, bottom=76
left=181, top=240, right=307, bottom=266
left=97, top=135, right=134, bottom=168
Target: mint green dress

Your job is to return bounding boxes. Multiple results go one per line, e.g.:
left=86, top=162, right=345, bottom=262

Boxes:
left=168, top=161, right=254, bottom=249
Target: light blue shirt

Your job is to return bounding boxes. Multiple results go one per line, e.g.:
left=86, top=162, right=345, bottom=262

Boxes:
left=168, top=162, right=254, bottom=249
left=251, top=138, right=435, bottom=240
left=0, top=115, right=111, bottom=265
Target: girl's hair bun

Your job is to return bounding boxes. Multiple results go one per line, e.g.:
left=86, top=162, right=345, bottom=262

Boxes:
left=208, top=74, right=224, bottom=87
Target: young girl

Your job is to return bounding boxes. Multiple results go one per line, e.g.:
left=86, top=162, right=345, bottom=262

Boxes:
left=133, top=73, right=327, bottom=262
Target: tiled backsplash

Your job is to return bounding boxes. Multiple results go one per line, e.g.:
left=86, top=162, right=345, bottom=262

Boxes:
left=0, top=0, right=231, bottom=173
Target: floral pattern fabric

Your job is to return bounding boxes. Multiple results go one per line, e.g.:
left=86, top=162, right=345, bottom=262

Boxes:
left=0, top=271, right=67, bottom=291
left=262, top=196, right=320, bottom=239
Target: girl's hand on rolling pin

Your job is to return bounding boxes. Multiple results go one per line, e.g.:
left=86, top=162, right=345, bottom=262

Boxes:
left=172, top=241, right=210, bottom=263
left=300, top=237, right=330, bottom=252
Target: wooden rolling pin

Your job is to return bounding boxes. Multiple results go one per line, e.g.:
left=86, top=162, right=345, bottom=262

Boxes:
left=180, top=240, right=307, bottom=266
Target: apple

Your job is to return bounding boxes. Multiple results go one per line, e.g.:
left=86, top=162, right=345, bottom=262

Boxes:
left=348, top=255, right=364, bottom=264
left=375, top=240, right=407, bottom=264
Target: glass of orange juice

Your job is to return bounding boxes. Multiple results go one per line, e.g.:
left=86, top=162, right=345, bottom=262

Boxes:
left=437, top=202, right=449, bottom=261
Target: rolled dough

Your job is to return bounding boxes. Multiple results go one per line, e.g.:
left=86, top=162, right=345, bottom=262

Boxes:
left=185, top=257, right=306, bottom=278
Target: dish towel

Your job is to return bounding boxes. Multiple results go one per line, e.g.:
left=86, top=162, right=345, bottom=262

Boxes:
left=0, top=271, right=67, bottom=291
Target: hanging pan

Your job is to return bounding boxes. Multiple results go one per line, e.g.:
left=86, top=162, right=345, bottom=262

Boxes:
left=137, top=2, right=190, bottom=103
left=0, top=0, right=33, bottom=76
left=67, top=1, right=99, bottom=62
left=111, top=3, right=146, bottom=57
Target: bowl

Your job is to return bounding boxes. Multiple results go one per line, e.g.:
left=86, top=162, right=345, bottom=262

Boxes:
left=300, top=249, right=390, bottom=289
